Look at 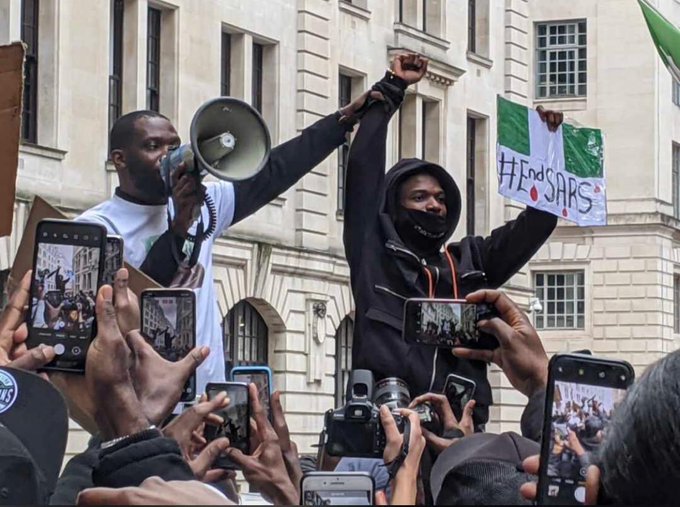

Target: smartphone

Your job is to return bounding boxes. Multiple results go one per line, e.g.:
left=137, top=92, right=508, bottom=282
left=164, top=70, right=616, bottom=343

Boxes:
left=231, top=365, right=273, bottom=418
left=301, top=472, right=374, bottom=506
left=537, top=354, right=634, bottom=505
left=26, top=220, right=107, bottom=372
left=443, top=373, right=477, bottom=420
left=205, top=382, right=251, bottom=469
left=101, top=235, right=124, bottom=286
left=140, top=289, right=196, bottom=402
left=403, top=298, right=499, bottom=350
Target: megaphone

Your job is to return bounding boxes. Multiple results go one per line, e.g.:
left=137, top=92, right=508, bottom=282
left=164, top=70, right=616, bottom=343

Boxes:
left=161, top=97, right=271, bottom=186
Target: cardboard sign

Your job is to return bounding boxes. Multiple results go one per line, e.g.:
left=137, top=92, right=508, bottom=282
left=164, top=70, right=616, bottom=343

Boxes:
left=0, top=43, right=25, bottom=238
left=496, top=97, right=607, bottom=226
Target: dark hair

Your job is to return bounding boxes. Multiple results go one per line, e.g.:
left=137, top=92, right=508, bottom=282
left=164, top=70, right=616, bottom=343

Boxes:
left=598, top=350, right=680, bottom=504
left=109, top=110, right=170, bottom=151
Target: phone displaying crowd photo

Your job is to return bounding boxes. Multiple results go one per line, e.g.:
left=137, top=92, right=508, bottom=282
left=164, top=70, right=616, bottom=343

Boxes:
left=403, top=298, right=498, bottom=350
left=231, top=366, right=273, bottom=419
left=205, top=382, right=250, bottom=469
left=27, top=219, right=107, bottom=372
left=101, top=235, right=124, bottom=286
left=140, top=289, right=196, bottom=402
left=301, top=472, right=374, bottom=506
left=443, top=373, right=476, bottom=421
left=537, top=354, right=634, bottom=505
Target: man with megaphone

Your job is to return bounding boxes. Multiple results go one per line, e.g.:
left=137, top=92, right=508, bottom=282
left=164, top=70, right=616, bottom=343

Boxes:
left=77, top=87, right=370, bottom=399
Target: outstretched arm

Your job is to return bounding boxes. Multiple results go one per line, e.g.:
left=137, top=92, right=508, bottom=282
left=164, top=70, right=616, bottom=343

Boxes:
left=231, top=113, right=351, bottom=224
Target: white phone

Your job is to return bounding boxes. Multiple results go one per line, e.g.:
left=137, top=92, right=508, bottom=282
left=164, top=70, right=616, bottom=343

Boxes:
left=301, top=472, right=374, bottom=506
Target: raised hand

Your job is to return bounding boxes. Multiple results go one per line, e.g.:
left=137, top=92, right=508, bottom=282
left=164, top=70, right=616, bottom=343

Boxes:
left=391, top=53, right=429, bottom=85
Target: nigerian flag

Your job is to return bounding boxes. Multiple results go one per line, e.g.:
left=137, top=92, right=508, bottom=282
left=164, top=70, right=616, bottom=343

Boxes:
left=638, top=0, right=680, bottom=83
left=496, top=96, right=606, bottom=226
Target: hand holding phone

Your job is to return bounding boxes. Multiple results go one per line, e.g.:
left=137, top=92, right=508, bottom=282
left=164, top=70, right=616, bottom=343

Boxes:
left=301, top=472, right=374, bottom=506
left=101, top=236, right=124, bottom=286
left=443, top=373, right=476, bottom=421
left=231, top=366, right=273, bottom=419
left=537, top=354, right=633, bottom=505
left=26, top=220, right=107, bottom=372
left=204, top=381, right=251, bottom=468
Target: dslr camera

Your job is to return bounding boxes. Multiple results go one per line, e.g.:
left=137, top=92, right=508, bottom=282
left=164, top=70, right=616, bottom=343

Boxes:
left=323, top=370, right=435, bottom=458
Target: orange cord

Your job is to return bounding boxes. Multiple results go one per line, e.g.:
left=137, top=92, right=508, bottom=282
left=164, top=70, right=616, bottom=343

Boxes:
left=423, top=267, right=435, bottom=298
left=444, top=248, right=460, bottom=299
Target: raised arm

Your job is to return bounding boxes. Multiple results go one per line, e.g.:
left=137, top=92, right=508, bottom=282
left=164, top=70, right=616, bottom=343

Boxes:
left=231, top=113, right=351, bottom=224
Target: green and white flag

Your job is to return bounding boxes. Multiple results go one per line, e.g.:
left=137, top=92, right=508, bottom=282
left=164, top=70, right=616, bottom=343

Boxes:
left=496, top=96, right=606, bottom=226
left=638, top=0, right=680, bottom=83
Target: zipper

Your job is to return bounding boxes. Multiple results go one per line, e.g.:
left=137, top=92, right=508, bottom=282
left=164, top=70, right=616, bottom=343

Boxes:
left=386, top=241, right=425, bottom=265
left=374, top=285, right=408, bottom=301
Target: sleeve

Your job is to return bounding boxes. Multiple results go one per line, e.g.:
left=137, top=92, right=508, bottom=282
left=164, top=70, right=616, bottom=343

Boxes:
left=230, top=112, right=351, bottom=225
left=478, top=207, right=558, bottom=288
left=49, top=446, right=100, bottom=505
left=520, top=389, right=546, bottom=443
left=208, top=180, right=236, bottom=235
left=138, top=231, right=187, bottom=287
left=93, top=435, right=194, bottom=488
left=343, top=72, right=407, bottom=271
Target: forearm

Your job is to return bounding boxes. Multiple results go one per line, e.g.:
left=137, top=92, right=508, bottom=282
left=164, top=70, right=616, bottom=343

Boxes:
left=232, top=112, right=350, bottom=224
left=390, top=464, right=419, bottom=505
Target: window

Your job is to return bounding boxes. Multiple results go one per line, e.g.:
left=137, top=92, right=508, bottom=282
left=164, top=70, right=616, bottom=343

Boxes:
left=675, top=275, right=680, bottom=333
left=675, top=79, right=680, bottom=108
left=398, top=0, right=442, bottom=36
left=252, top=42, right=264, bottom=113
left=536, top=21, right=587, bottom=99
left=146, top=7, right=161, bottom=111
left=223, top=301, right=268, bottom=375
left=421, top=99, right=440, bottom=162
left=109, top=0, right=124, bottom=134
left=335, top=317, right=354, bottom=405
left=468, top=0, right=476, bottom=53
left=221, top=32, right=231, bottom=96
left=466, top=117, right=476, bottom=235
left=21, top=0, right=39, bottom=143
left=534, top=271, right=585, bottom=330
left=674, top=144, right=680, bottom=219
left=338, top=74, right=353, bottom=215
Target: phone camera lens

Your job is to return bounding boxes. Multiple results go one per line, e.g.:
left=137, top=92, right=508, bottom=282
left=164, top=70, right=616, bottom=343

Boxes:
left=578, top=368, right=585, bottom=376
left=620, top=375, right=627, bottom=382
left=557, top=366, right=563, bottom=373
left=598, top=371, right=606, bottom=378
left=83, top=235, right=89, bottom=240
left=62, top=233, right=68, bottom=239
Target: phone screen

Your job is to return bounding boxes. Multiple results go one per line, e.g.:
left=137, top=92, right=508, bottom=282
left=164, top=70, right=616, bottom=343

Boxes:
left=303, top=490, right=372, bottom=506
left=444, top=375, right=476, bottom=420
left=540, top=357, right=632, bottom=505
left=28, top=221, right=105, bottom=371
left=141, top=290, right=196, bottom=401
left=405, top=299, right=497, bottom=349
left=101, top=236, right=123, bottom=286
left=205, top=383, right=250, bottom=454
left=232, top=371, right=271, bottom=416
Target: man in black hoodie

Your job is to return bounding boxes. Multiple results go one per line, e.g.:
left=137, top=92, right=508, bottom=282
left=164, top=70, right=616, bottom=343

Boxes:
left=343, top=54, right=560, bottom=428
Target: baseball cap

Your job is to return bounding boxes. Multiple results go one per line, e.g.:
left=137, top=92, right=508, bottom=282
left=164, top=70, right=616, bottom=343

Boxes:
left=0, top=367, right=68, bottom=504
left=430, top=432, right=538, bottom=505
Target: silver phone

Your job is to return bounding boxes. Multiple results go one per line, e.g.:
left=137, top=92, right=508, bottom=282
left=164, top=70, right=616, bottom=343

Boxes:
left=301, top=472, right=374, bottom=506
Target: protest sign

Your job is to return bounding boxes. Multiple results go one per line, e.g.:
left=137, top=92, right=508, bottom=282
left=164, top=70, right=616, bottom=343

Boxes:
left=496, top=96, right=606, bottom=226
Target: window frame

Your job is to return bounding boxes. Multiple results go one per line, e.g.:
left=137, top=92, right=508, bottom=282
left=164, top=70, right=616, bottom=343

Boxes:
left=334, top=316, right=354, bottom=406
left=533, top=270, right=586, bottom=331
left=674, top=79, right=680, bottom=107
left=535, top=20, right=587, bottom=100
left=252, top=42, right=264, bottom=113
left=674, top=143, right=680, bottom=220
left=146, top=6, right=161, bottom=112
left=21, top=0, right=40, bottom=143
left=466, top=116, right=477, bottom=236
left=109, top=0, right=124, bottom=135
left=675, top=274, right=680, bottom=334
left=223, top=301, right=269, bottom=376
left=337, top=73, right=353, bottom=216
left=221, top=32, right=232, bottom=97
left=468, top=0, right=477, bottom=53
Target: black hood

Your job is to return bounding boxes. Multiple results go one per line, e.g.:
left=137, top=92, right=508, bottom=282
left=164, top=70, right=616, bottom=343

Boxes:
left=380, top=158, right=462, bottom=252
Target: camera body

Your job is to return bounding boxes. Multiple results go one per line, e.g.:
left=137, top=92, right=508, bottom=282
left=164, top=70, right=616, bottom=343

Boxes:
left=324, top=370, right=432, bottom=458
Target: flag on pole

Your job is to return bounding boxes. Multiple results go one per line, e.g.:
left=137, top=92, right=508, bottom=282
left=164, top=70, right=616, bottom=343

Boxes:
left=638, top=0, right=680, bottom=83
left=496, top=96, right=607, bottom=226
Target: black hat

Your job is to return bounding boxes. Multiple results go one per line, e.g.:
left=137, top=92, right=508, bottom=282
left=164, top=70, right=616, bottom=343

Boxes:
left=430, top=432, right=538, bottom=505
left=0, top=367, right=68, bottom=504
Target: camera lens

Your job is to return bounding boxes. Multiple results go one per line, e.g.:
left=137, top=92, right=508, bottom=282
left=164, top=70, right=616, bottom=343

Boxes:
left=374, top=378, right=411, bottom=410
left=578, top=368, right=585, bottom=376
left=598, top=371, right=606, bottom=378
left=620, top=374, right=627, bottom=382
left=557, top=366, right=563, bottom=373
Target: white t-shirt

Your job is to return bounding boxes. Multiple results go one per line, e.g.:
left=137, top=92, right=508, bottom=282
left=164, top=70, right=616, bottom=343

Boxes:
left=76, top=182, right=236, bottom=397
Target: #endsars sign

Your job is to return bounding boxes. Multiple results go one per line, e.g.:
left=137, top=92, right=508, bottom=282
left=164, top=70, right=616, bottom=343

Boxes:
left=495, top=96, right=607, bottom=227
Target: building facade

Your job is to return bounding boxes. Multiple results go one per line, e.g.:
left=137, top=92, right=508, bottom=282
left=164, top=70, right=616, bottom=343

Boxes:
left=1, top=0, right=679, bottom=460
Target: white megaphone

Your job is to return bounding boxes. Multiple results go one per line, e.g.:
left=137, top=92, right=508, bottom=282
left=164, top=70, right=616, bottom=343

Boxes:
left=160, top=97, right=271, bottom=185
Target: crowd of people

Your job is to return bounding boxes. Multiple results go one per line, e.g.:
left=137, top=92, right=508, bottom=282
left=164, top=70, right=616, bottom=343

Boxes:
left=1, top=51, right=677, bottom=505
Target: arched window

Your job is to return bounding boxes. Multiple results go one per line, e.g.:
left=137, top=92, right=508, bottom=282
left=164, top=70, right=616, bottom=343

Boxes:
left=223, top=300, right=269, bottom=376
left=334, top=316, right=354, bottom=405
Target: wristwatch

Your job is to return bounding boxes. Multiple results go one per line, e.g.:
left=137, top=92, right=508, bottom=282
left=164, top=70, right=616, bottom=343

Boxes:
left=100, top=425, right=160, bottom=451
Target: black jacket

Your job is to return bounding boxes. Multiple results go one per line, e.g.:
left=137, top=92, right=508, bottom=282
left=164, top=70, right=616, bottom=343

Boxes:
left=344, top=75, right=557, bottom=427
left=141, top=112, right=352, bottom=285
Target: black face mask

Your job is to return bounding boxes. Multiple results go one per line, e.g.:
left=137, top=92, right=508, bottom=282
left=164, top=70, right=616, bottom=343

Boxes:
left=394, top=207, right=448, bottom=255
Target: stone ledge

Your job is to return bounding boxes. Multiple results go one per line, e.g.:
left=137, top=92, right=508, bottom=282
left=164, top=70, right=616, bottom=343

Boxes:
left=338, top=0, right=370, bottom=21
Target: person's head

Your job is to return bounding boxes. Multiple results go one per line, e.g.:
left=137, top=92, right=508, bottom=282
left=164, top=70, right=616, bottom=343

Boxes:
left=110, top=110, right=179, bottom=203
left=399, top=172, right=447, bottom=218
left=596, top=350, right=680, bottom=504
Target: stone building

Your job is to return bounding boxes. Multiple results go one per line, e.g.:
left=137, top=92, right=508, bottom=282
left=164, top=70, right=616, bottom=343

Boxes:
left=1, top=0, right=679, bottom=461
